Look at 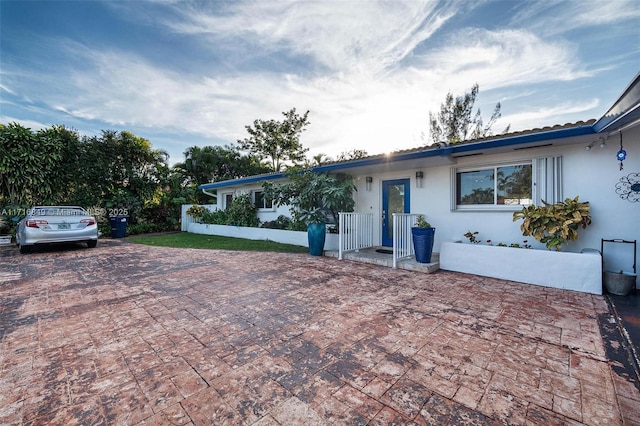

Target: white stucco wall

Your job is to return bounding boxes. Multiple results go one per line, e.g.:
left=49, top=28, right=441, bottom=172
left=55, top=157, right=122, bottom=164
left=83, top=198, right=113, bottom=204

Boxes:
left=440, top=242, right=603, bottom=294
left=188, top=222, right=339, bottom=250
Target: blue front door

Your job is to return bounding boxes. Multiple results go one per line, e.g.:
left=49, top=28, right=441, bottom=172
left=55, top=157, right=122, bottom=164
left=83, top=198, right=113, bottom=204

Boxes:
left=381, top=179, right=410, bottom=247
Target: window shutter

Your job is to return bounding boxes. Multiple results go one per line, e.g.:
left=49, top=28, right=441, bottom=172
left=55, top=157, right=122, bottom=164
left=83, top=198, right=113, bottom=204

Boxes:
left=533, top=156, right=562, bottom=205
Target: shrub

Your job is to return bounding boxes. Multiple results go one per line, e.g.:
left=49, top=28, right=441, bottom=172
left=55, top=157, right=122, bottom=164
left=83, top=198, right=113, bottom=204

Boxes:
left=513, top=196, right=591, bottom=251
left=261, top=215, right=292, bottom=229
left=226, top=193, right=259, bottom=227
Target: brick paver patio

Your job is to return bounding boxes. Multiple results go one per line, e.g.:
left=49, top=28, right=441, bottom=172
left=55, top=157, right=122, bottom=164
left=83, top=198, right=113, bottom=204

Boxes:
left=1, top=240, right=639, bottom=425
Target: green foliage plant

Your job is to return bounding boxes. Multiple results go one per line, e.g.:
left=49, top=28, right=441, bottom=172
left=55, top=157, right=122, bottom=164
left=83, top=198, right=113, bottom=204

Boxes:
left=414, top=215, right=432, bottom=228
left=261, top=215, right=292, bottom=230
left=262, top=169, right=356, bottom=230
left=464, top=230, right=479, bottom=243
left=513, top=196, right=591, bottom=251
left=225, top=193, right=259, bottom=227
left=186, top=205, right=207, bottom=221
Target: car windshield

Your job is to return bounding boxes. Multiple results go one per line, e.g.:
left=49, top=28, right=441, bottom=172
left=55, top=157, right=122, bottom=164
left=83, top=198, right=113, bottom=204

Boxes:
left=31, top=207, right=86, bottom=217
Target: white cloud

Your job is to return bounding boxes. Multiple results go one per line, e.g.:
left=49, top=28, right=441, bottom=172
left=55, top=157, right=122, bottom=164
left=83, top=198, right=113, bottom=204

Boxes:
left=168, top=1, right=459, bottom=75
left=500, top=98, right=601, bottom=131
left=3, top=0, right=627, bottom=164
left=509, top=0, right=640, bottom=37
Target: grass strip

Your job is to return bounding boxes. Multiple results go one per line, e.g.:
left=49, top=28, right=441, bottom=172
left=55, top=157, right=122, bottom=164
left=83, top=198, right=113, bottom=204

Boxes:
left=128, top=232, right=309, bottom=253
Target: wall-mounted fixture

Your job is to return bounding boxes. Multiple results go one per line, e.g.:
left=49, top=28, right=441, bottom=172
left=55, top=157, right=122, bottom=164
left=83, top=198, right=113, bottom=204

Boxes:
left=585, top=136, right=607, bottom=151
left=598, top=136, right=607, bottom=149
left=617, top=132, right=627, bottom=171
left=416, top=171, right=424, bottom=188
left=365, top=176, right=373, bottom=191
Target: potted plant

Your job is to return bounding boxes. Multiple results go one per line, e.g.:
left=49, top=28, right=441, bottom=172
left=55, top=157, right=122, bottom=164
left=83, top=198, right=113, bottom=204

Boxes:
left=263, top=169, right=356, bottom=256
left=412, top=215, right=435, bottom=263
left=513, top=196, right=591, bottom=251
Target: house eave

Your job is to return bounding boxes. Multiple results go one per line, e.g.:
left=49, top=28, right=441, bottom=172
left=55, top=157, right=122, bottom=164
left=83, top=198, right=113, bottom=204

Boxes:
left=198, top=173, right=286, bottom=191
left=594, top=71, right=640, bottom=134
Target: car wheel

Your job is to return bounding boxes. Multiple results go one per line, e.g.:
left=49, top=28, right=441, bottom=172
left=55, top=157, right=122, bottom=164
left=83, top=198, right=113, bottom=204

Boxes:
left=87, top=240, right=97, bottom=248
left=19, top=244, right=32, bottom=254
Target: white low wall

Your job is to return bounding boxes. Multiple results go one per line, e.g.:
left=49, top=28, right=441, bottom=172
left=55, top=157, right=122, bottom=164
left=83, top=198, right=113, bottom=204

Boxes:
left=440, top=242, right=602, bottom=294
left=188, top=223, right=339, bottom=251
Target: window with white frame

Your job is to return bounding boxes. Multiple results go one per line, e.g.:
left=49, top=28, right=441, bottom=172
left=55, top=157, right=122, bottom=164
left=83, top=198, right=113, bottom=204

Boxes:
left=253, top=190, right=273, bottom=210
left=452, top=156, right=562, bottom=210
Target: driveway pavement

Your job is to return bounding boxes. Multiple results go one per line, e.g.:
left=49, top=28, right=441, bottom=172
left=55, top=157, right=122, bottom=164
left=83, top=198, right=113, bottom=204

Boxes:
left=1, top=239, right=639, bottom=425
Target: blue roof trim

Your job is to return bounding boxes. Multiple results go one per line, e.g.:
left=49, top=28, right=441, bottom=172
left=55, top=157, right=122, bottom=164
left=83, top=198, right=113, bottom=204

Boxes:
left=199, top=124, right=596, bottom=191
left=314, top=124, right=595, bottom=173
left=199, top=173, right=285, bottom=190
left=593, top=72, right=640, bottom=133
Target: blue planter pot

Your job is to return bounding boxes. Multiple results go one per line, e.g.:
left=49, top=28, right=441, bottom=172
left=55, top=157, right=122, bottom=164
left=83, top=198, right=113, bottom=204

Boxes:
left=307, top=223, right=326, bottom=256
left=412, top=227, right=436, bottom=263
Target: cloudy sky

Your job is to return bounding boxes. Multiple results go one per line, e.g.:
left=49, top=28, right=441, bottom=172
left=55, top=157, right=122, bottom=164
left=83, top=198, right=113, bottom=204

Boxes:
left=1, top=1, right=639, bottom=165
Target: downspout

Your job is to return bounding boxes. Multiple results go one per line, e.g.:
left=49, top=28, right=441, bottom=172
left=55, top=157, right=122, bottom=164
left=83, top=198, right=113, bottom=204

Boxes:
left=202, top=189, right=217, bottom=199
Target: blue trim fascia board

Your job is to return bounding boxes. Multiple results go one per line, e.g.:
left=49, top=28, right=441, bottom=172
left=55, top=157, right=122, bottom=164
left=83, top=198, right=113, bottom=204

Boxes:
left=449, top=124, right=596, bottom=154
left=199, top=173, right=285, bottom=190
left=199, top=124, right=595, bottom=191
left=593, top=72, right=640, bottom=133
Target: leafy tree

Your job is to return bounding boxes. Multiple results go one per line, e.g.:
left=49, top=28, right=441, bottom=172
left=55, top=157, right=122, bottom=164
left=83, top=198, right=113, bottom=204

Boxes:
left=0, top=123, right=80, bottom=205
left=74, top=130, right=168, bottom=222
left=175, top=145, right=268, bottom=185
left=238, top=108, right=310, bottom=171
left=429, top=83, right=510, bottom=145
left=337, top=149, right=369, bottom=161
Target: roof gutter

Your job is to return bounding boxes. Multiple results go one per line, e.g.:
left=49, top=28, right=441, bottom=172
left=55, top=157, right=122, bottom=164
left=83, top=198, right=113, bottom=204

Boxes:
left=594, top=71, right=640, bottom=134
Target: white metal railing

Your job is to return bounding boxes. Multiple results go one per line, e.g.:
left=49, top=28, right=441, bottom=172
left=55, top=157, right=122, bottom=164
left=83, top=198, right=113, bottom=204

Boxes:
left=392, top=213, right=421, bottom=268
left=339, top=212, right=374, bottom=260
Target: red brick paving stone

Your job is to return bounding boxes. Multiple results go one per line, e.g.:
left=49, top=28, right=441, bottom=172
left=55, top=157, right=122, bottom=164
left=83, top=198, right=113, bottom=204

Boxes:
left=581, top=395, right=625, bottom=426
left=379, top=376, right=433, bottom=419
left=418, top=394, right=501, bottom=426
left=252, top=414, right=281, bottom=425
left=98, top=380, right=155, bottom=424
left=139, top=402, right=193, bottom=425
left=134, top=366, right=184, bottom=413
left=408, top=363, right=460, bottom=400
left=311, top=395, right=349, bottom=421
left=553, top=394, right=582, bottom=422
left=476, top=378, right=530, bottom=425
left=324, top=359, right=377, bottom=390
left=525, top=403, right=584, bottom=426
left=332, top=383, right=385, bottom=420
left=369, top=406, right=419, bottom=425
left=295, top=368, right=344, bottom=405
left=535, top=340, right=571, bottom=375
left=170, top=367, right=209, bottom=399
left=181, top=387, right=244, bottom=425
left=269, top=396, right=326, bottom=425
left=539, top=368, right=582, bottom=405
left=25, top=395, right=108, bottom=426
left=371, top=351, right=418, bottom=383
left=0, top=399, right=23, bottom=426
left=361, top=376, right=395, bottom=399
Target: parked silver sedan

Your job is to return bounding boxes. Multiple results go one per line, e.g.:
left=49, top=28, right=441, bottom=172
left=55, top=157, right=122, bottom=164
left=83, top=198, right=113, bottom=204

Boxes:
left=16, top=206, right=99, bottom=254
